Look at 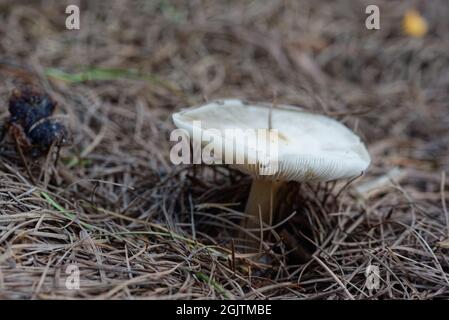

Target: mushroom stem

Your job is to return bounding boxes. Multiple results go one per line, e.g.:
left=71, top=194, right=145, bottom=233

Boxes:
left=241, top=179, right=284, bottom=251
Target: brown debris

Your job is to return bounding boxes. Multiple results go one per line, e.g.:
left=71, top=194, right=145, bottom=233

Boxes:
left=0, top=0, right=448, bottom=299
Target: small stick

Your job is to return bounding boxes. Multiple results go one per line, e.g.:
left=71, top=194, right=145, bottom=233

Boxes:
left=441, top=171, right=449, bottom=237
left=14, top=139, right=36, bottom=185
left=231, top=239, right=236, bottom=274
left=268, top=91, right=277, bottom=130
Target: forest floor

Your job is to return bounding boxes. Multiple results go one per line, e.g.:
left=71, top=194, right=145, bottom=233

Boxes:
left=0, top=0, right=448, bottom=299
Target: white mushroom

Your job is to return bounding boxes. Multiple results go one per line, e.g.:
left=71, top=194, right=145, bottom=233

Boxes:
left=172, top=99, right=370, bottom=250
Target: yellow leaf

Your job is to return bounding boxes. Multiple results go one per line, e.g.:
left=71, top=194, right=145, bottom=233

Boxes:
left=402, top=9, right=428, bottom=38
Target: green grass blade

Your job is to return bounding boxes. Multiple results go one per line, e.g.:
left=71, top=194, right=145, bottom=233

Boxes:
left=196, top=272, right=230, bottom=299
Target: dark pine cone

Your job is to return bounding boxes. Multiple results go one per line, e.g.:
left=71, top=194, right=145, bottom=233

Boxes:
left=5, top=85, right=68, bottom=157
left=8, top=86, right=56, bottom=133
left=28, top=120, right=68, bottom=157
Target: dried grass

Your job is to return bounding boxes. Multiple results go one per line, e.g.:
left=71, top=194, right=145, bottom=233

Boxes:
left=0, top=0, right=448, bottom=299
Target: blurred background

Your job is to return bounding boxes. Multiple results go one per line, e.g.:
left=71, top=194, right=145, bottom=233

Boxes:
left=0, top=0, right=448, bottom=299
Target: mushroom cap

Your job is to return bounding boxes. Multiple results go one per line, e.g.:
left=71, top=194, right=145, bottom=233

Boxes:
left=172, top=99, right=370, bottom=182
